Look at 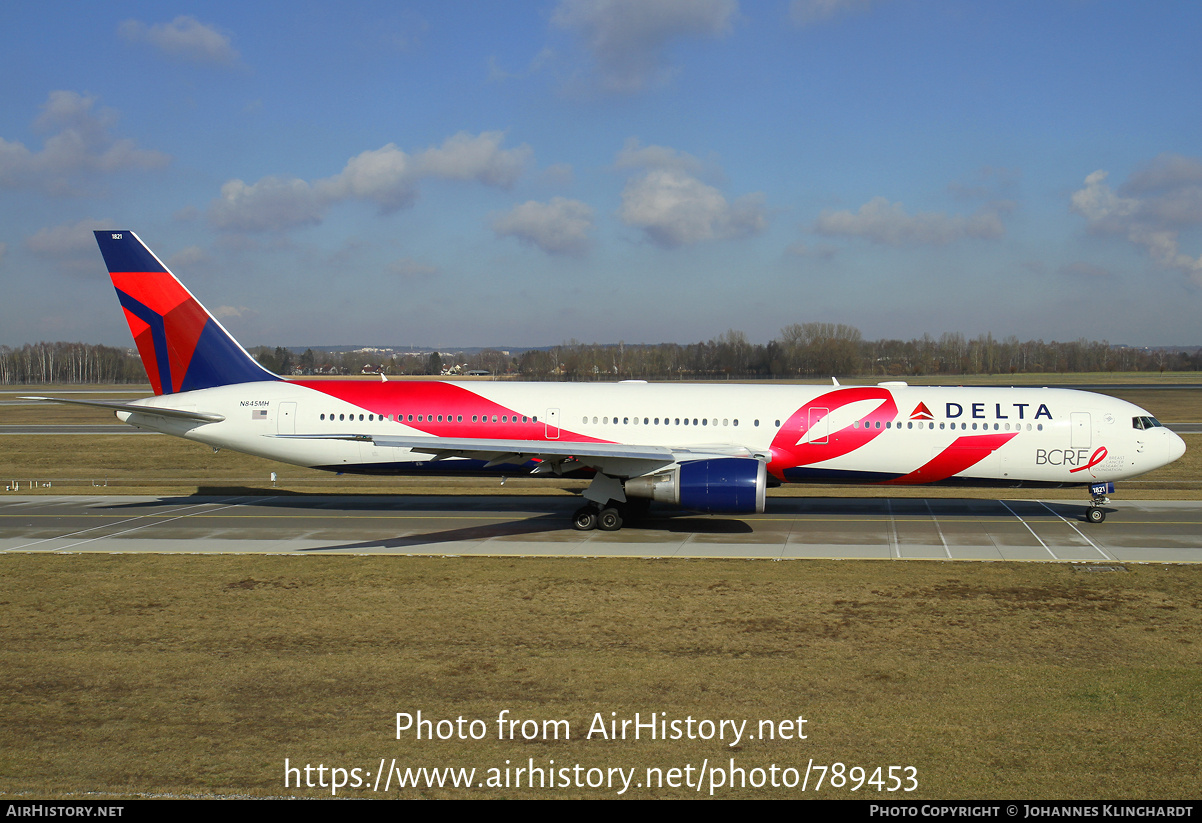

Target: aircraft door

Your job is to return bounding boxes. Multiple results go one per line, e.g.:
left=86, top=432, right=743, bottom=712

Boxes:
left=808, top=407, right=829, bottom=444
left=1070, top=413, right=1091, bottom=449
left=278, top=402, right=296, bottom=435
left=545, top=408, right=560, bottom=440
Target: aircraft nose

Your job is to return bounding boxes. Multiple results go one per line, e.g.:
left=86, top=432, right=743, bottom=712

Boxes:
left=1166, top=429, right=1187, bottom=464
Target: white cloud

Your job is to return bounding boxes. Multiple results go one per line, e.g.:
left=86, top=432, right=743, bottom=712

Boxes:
left=488, top=47, right=555, bottom=82
left=619, top=167, right=765, bottom=247
left=119, top=16, right=240, bottom=67
left=319, top=144, right=419, bottom=213
left=615, top=140, right=765, bottom=247
left=947, top=166, right=1020, bottom=201
left=1058, top=262, right=1112, bottom=279
left=0, top=92, right=169, bottom=195
left=554, top=0, right=738, bottom=93
left=814, top=196, right=1007, bottom=246
left=540, top=162, right=575, bottom=186
left=167, top=246, right=208, bottom=270
left=785, top=241, right=837, bottom=259
left=414, top=131, right=531, bottom=188
left=208, top=132, right=532, bottom=232
left=492, top=197, right=595, bottom=255
left=614, top=137, right=706, bottom=174
left=790, top=0, right=876, bottom=27
left=26, top=218, right=115, bottom=257
left=388, top=258, right=441, bottom=279
left=208, top=177, right=325, bottom=233
left=1070, top=158, right=1202, bottom=284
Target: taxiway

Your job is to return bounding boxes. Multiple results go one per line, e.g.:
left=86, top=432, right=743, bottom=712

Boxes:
left=2, top=495, right=1199, bottom=563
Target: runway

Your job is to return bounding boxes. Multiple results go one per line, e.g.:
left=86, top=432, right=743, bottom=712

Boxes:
left=2, top=494, right=1200, bottom=563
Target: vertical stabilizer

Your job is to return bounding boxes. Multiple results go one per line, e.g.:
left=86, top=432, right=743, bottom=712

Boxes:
left=94, top=231, right=278, bottom=395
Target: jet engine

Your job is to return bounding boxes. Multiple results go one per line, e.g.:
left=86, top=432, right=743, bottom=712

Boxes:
left=624, top=457, right=767, bottom=514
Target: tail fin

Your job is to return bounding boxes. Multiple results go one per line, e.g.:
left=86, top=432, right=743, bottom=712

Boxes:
left=94, top=231, right=278, bottom=395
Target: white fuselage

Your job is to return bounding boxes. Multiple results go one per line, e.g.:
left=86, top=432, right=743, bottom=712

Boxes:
left=116, top=379, right=1187, bottom=488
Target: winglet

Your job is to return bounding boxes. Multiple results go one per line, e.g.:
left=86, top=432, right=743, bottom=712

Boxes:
left=95, top=231, right=278, bottom=395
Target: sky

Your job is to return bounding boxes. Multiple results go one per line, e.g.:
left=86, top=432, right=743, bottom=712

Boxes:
left=2, top=0, right=1201, bottom=350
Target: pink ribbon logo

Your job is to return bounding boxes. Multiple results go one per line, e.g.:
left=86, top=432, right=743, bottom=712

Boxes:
left=1069, top=446, right=1108, bottom=474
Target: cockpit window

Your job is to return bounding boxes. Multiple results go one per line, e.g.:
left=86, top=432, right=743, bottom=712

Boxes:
left=1132, top=416, right=1163, bottom=430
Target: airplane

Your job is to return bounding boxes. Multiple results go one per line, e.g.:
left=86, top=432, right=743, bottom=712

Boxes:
left=24, top=230, right=1187, bottom=530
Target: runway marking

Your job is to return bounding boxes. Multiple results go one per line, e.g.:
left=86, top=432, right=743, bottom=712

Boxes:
left=885, top=498, right=899, bottom=559
left=999, top=501, right=1057, bottom=559
left=4, top=499, right=227, bottom=552
left=924, top=499, right=952, bottom=559
left=1038, top=501, right=1113, bottom=561
left=6, top=497, right=272, bottom=552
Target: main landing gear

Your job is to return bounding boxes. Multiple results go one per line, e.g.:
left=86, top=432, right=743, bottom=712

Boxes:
left=572, top=504, right=622, bottom=532
left=571, top=498, right=651, bottom=532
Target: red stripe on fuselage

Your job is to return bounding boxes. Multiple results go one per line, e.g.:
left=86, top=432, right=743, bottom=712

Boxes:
left=769, top=387, right=898, bottom=480
left=289, top=380, right=611, bottom=444
left=883, top=432, right=1018, bottom=485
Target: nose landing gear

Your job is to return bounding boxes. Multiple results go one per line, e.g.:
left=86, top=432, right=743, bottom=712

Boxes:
left=1086, top=481, right=1114, bottom=524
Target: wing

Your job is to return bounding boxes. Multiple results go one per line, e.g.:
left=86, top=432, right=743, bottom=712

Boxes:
left=279, top=432, right=763, bottom=478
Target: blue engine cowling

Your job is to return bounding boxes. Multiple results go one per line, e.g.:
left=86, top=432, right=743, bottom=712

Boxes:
left=625, top=457, right=767, bottom=514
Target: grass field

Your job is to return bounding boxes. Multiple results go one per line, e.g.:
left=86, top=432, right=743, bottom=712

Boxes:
left=1, top=554, right=1199, bottom=799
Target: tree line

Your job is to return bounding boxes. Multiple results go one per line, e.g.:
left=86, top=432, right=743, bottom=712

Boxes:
left=0, top=342, right=148, bottom=385
left=4, top=328, right=1198, bottom=386
left=251, top=325, right=1200, bottom=381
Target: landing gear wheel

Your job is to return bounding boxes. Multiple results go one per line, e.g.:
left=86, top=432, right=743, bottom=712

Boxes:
left=598, top=507, right=624, bottom=531
left=1086, top=506, right=1106, bottom=524
left=572, top=506, right=599, bottom=531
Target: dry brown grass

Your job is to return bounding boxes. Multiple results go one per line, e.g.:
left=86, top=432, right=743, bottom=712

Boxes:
left=1, top=555, right=1198, bottom=799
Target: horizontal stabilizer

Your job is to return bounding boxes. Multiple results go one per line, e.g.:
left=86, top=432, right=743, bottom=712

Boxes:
left=20, top=396, right=225, bottom=423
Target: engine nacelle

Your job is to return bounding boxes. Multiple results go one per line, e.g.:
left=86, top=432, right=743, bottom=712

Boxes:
left=625, top=457, right=767, bottom=514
